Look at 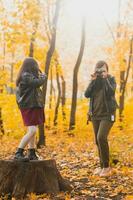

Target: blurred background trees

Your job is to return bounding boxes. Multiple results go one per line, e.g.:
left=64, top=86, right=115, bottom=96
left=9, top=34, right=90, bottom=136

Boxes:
left=0, top=0, right=133, bottom=140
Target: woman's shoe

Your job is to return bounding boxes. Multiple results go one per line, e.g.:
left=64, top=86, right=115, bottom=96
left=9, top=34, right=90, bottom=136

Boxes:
left=14, top=148, right=29, bottom=162
left=27, top=149, right=39, bottom=160
left=93, top=167, right=102, bottom=175
left=100, top=167, right=112, bottom=177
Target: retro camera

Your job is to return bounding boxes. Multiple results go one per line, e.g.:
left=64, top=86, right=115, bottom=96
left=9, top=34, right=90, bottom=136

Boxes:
left=95, top=68, right=105, bottom=78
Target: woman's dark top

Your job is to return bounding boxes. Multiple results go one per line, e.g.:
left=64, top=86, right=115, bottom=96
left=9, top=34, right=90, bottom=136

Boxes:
left=84, top=75, right=118, bottom=121
left=16, top=72, right=46, bottom=108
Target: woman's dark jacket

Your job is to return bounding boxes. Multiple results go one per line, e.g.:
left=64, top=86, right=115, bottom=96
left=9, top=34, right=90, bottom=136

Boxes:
left=16, top=72, right=46, bottom=108
left=84, top=75, right=118, bottom=117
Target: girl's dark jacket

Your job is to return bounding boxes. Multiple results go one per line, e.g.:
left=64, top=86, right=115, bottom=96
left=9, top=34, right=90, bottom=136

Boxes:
left=16, top=72, right=46, bottom=108
left=84, top=75, right=119, bottom=117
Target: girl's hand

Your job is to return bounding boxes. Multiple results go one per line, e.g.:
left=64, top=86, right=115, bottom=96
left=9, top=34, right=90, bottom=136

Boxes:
left=39, top=73, right=47, bottom=79
left=40, top=73, right=47, bottom=77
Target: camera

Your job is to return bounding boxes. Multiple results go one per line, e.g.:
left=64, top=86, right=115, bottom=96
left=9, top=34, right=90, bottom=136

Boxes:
left=95, top=68, right=105, bottom=78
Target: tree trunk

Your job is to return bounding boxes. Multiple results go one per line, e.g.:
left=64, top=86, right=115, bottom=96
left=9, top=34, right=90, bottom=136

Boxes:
left=10, top=52, right=14, bottom=94
left=37, top=124, right=46, bottom=148
left=48, top=66, right=56, bottom=128
left=0, top=160, right=72, bottom=198
left=43, top=2, right=66, bottom=128
left=60, top=74, right=66, bottom=121
left=2, top=32, right=6, bottom=70
left=119, top=69, right=125, bottom=120
left=42, top=0, right=60, bottom=106
left=119, top=36, right=133, bottom=120
left=38, top=0, right=60, bottom=144
left=0, top=31, right=5, bottom=134
left=69, top=18, right=86, bottom=130
left=29, top=22, right=38, bottom=57
left=53, top=62, right=61, bottom=126
left=48, top=67, right=54, bottom=128
left=0, top=108, right=4, bottom=135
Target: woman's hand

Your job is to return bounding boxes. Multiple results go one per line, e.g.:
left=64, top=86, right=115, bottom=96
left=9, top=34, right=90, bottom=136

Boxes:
left=91, top=73, right=97, bottom=80
left=39, top=73, right=47, bottom=78
left=101, top=71, right=108, bottom=79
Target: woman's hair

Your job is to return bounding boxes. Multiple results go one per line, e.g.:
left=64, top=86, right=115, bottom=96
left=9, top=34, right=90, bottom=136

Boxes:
left=16, top=57, right=39, bottom=86
left=95, top=60, right=109, bottom=71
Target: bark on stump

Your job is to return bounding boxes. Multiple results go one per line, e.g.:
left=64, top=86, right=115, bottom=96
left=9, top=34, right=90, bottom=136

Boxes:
left=0, top=159, right=72, bottom=198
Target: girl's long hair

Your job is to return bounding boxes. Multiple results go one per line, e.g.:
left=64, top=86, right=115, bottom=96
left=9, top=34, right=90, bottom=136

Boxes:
left=16, top=57, right=40, bottom=86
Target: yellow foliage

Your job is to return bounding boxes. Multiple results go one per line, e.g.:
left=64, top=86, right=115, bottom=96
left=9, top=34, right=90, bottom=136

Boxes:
left=124, top=196, right=133, bottom=200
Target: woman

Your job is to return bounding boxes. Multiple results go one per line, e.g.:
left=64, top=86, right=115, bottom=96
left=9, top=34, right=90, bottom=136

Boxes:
left=84, top=60, right=118, bottom=177
left=14, top=57, right=46, bottom=161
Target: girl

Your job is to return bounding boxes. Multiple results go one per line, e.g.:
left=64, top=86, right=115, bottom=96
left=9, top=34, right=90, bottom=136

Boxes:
left=14, top=57, right=46, bottom=161
left=84, top=60, right=118, bottom=177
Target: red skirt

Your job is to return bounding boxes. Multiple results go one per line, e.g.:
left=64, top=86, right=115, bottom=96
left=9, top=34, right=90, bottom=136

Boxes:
left=20, top=108, right=45, bottom=126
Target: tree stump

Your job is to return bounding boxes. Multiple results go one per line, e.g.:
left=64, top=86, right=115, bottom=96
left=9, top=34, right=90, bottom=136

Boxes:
left=0, top=159, right=72, bottom=198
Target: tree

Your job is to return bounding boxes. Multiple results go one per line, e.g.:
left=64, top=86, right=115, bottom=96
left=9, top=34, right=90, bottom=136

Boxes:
left=102, top=0, right=133, bottom=124
left=29, top=22, right=38, bottom=57
left=43, top=2, right=66, bottom=128
left=43, top=0, right=61, bottom=105
left=53, top=59, right=61, bottom=126
left=0, top=160, right=72, bottom=198
left=119, top=36, right=133, bottom=119
left=69, top=18, right=86, bottom=130
left=38, top=0, right=61, bottom=147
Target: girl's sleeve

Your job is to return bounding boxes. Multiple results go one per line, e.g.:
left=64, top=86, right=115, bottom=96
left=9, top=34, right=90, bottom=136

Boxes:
left=23, top=73, right=47, bottom=88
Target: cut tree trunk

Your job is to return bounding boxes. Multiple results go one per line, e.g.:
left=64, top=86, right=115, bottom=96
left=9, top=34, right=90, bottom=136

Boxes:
left=0, top=159, right=72, bottom=198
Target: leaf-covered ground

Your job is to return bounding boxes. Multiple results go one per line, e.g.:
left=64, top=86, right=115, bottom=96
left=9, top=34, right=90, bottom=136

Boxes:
left=0, top=120, right=133, bottom=200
